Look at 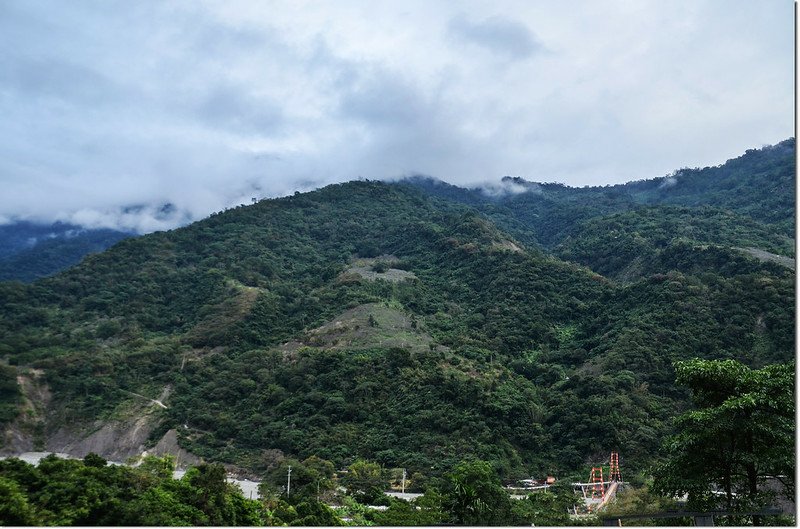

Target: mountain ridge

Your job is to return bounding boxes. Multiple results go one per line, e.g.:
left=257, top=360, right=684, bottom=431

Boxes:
left=401, top=137, right=795, bottom=248
left=0, top=141, right=794, bottom=482
left=0, top=138, right=793, bottom=283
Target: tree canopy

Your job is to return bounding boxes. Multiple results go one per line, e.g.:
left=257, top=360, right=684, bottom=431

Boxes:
left=652, top=359, right=794, bottom=517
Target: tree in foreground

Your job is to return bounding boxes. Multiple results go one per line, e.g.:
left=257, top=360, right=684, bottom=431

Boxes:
left=0, top=454, right=265, bottom=526
left=258, top=456, right=341, bottom=526
left=652, top=359, right=794, bottom=523
left=369, top=490, right=448, bottom=526
left=510, top=482, right=577, bottom=526
left=438, top=459, right=583, bottom=525
left=441, top=460, right=514, bottom=525
left=340, top=459, right=386, bottom=505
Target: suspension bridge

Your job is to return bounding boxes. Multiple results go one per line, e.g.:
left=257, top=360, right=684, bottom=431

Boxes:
left=513, top=451, right=625, bottom=511
left=571, top=451, right=624, bottom=512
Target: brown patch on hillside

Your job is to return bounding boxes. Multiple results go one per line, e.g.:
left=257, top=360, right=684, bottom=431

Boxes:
left=183, top=281, right=262, bottom=346
left=0, top=368, right=51, bottom=454
left=340, top=255, right=417, bottom=283
left=280, top=303, right=447, bottom=354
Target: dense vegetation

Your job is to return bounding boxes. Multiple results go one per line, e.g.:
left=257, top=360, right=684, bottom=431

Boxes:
left=652, top=360, right=795, bottom=517
left=404, top=138, right=795, bottom=248
left=620, top=139, right=795, bottom=235
left=1, top=356, right=792, bottom=526
left=555, top=206, right=793, bottom=281
left=0, top=222, right=131, bottom=283
left=0, top=453, right=593, bottom=526
left=0, top=140, right=794, bottom=523
left=0, top=454, right=263, bottom=526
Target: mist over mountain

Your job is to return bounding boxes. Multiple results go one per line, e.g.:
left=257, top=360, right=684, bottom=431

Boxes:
left=0, top=0, right=793, bottom=523
left=402, top=138, right=796, bottom=248
left=0, top=139, right=793, bottom=488
left=1, top=139, right=793, bottom=284
left=0, top=222, right=132, bottom=283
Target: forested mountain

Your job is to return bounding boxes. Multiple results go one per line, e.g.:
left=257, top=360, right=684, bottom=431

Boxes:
left=0, top=222, right=131, bottom=282
left=555, top=206, right=793, bottom=281
left=403, top=138, right=795, bottom=248
left=619, top=139, right=795, bottom=233
left=0, top=135, right=794, bottom=486
left=0, top=139, right=792, bottom=283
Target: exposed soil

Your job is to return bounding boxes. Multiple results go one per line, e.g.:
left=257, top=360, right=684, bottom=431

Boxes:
left=146, top=428, right=201, bottom=469
left=46, top=410, right=159, bottom=463
left=0, top=368, right=51, bottom=454
left=737, top=247, right=795, bottom=269
left=280, top=302, right=446, bottom=354
left=341, top=255, right=417, bottom=283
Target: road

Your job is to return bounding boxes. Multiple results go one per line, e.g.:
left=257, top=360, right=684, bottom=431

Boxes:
left=119, top=389, right=168, bottom=409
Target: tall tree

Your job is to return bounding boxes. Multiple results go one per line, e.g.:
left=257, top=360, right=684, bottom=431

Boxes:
left=341, top=460, right=386, bottom=505
left=442, top=460, right=514, bottom=525
left=652, top=359, right=794, bottom=520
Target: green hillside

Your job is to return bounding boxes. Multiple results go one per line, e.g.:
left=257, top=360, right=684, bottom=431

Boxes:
left=0, top=139, right=791, bottom=284
left=405, top=138, right=795, bottom=248
left=0, top=223, right=131, bottom=283
left=555, top=206, right=794, bottom=281
left=0, top=178, right=793, bottom=481
left=622, top=138, right=795, bottom=233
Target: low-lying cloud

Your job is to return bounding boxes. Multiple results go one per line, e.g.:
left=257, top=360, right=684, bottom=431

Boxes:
left=0, top=0, right=792, bottom=233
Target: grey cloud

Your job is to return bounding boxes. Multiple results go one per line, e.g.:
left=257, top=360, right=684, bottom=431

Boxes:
left=195, top=85, right=285, bottom=135
left=338, top=68, right=430, bottom=127
left=0, top=56, right=118, bottom=105
left=447, top=14, right=543, bottom=60
left=0, top=0, right=792, bottom=234
left=64, top=203, right=193, bottom=234
left=332, top=63, right=490, bottom=179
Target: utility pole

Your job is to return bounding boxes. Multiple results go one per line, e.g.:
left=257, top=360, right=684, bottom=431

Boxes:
left=287, top=466, right=292, bottom=497
left=401, top=468, right=406, bottom=494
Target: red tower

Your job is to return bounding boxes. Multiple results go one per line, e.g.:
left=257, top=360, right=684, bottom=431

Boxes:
left=589, top=467, right=605, bottom=499
left=609, top=451, right=622, bottom=482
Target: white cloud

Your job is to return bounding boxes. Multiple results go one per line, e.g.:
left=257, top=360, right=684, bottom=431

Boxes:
left=659, top=176, right=678, bottom=190
left=0, top=0, right=793, bottom=233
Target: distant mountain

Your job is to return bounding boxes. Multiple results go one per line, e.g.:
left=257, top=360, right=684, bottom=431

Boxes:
left=403, top=138, right=796, bottom=248
left=0, top=157, right=792, bottom=482
left=619, top=139, right=795, bottom=231
left=0, top=139, right=791, bottom=284
left=555, top=206, right=794, bottom=282
left=0, top=221, right=132, bottom=282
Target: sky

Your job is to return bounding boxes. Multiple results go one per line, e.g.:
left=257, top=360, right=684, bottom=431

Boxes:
left=0, top=0, right=794, bottom=233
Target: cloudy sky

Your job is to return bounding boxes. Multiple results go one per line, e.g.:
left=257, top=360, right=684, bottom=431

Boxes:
left=0, top=0, right=793, bottom=233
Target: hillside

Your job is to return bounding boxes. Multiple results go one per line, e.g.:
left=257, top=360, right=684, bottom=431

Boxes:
left=0, top=139, right=791, bottom=283
left=620, top=139, right=795, bottom=233
left=555, top=206, right=794, bottom=282
left=0, top=176, right=793, bottom=480
left=0, top=222, right=131, bottom=283
left=404, top=138, right=795, bottom=249
left=0, top=183, right=605, bottom=475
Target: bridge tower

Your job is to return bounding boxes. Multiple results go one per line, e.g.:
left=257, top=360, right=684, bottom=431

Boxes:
left=609, top=451, right=622, bottom=482
left=589, top=467, right=605, bottom=499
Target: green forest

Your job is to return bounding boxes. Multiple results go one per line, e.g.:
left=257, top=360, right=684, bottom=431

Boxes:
left=0, top=452, right=601, bottom=526
left=0, top=223, right=131, bottom=283
left=0, top=140, right=794, bottom=525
